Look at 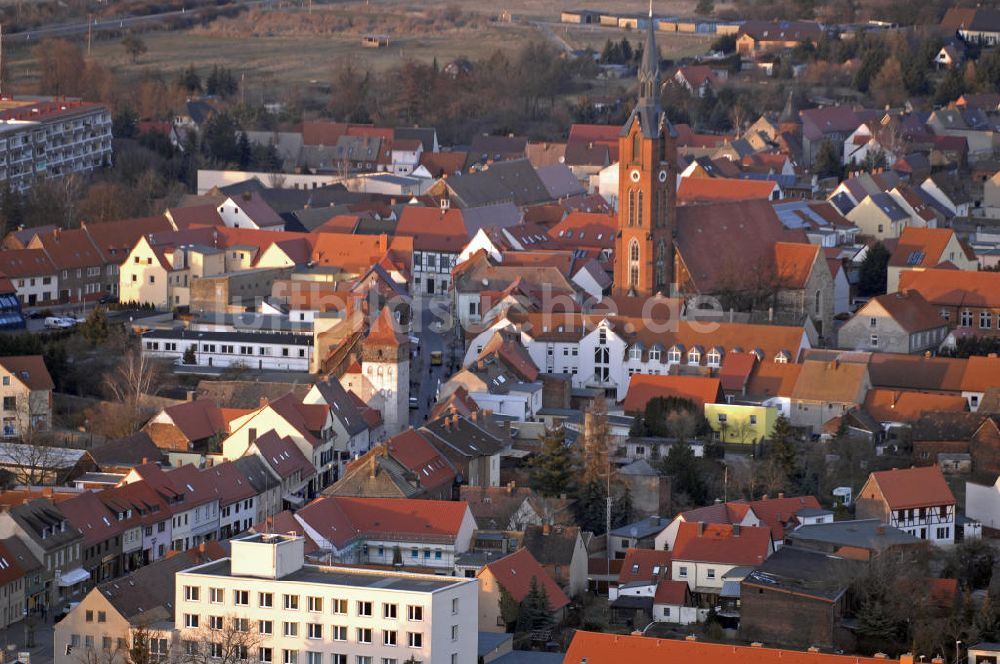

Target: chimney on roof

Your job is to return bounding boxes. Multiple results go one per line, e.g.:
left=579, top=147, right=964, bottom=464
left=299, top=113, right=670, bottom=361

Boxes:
left=761, top=494, right=769, bottom=501
left=778, top=492, right=785, bottom=499
left=543, top=523, right=551, bottom=536
left=142, top=458, right=149, bottom=465
left=506, top=481, right=515, bottom=494
left=697, top=521, right=705, bottom=536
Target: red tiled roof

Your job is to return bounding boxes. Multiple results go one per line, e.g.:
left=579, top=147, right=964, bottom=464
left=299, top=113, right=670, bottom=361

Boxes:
left=899, top=268, right=1000, bottom=309
left=653, top=579, right=690, bottom=605
left=774, top=241, right=819, bottom=289
left=297, top=496, right=470, bottom=548
left=82, top=216, right=174, bottom=264
left=386, top=430, right=456, bottom=492
left=0, top=249, right=55, bottom=278
left=202, top=460, right=256, bottom=505
left=161, top=399, right=226, bottom=443
left=888, top=227, right=961, bottom=268
left=863, top=389, right=968, bottom=423
left=864, top=291, right=947, bottom=334
left=59, top=490, right=122, bottom=547
left=481, top=548, right=570, bottom=609
left=868, top=466, right=955, bottom=509
left=672, top=521, right=771, bottom=566
left=746, top=361, right=802, bottom=399
left=29, top=228, right=103, bottom=270
left=367, top=306, right=405, bottom=348
left=678, top=177, right=778, bottom=204
left=254, top=510, right=319, bottom=554
left=252, top=430, right=316, bottom=480
left=746, top=495, right=822, bottom=540
left=394, top=207, right=468, bottom=253
left=419, top=151, right=467, bottom=177
left=548, top=211, right=616, bottom=249
left=962, top=355, right=1000, bottom=392
left=565, top=631, right=890, bottom=664
left=618, top=548, right=672, bottom=584
left=0, top=540, right=25, bottom=585
left=718, top=352, right=757, bottom=392
left=621, top=375, right=722, bottom=413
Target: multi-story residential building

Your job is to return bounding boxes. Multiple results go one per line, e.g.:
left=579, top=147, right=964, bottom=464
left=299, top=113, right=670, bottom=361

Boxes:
left=856, top=466, right=956, bottom=544
left=838, top=291, right=949, bottom=355
left=0, top=249, right=58, bottom=306
left=0, top=355, right=54, bottom=438
left=670, top=522, right=773, bottom=605
left=899, top=268, right=1000, bottom=341
left=0, top=98, right=112, bottom=193
left=98, top=478, right=172, bottom=569
left=59, top=491, right=123, bottom=586
left=175, top=534, right=478, bottom=664
left=141, top=328, right=314, bottom=372
left=205, top=461, right=257, bottom=540
left=464, top=313, right=810, bottom=401
left=0, top=498, right=86, bottom=610
left=0, top=539, right=26, bottom=629
left=394, top=206, right=465, bottom=295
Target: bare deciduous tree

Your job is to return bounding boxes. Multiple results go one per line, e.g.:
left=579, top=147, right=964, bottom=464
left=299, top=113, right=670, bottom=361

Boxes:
left=180, top=616, right=262, bottom=664
left=103, top=349, right=162, bottom=435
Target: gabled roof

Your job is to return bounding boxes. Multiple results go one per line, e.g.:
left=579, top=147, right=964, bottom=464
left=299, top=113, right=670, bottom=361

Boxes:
left=0, top=355, right=54, bottom=391
left=863, top=389, right=968, bottom=423
left=868, top=353, right=966, bottom=392
left=296, top=496, right=471, bottom=548
left=59, top=490, right=122, bottom=547
left=900, top=268, right=1000, bottom=309
left=445, top=159, right=551, bottom=208
left=677, top=177, right=777, bottom=204
left=790, top=360, right=868, bottom=404
left=311, top=377, right=368, bottom=436
left=394, top=206, right=469, bottom=253
left=251, top=431, right=316, bottom=480
left=773, top=241, right=819, bottom=289
left=158, top=399, right=226, bottom=443
left=82, top=216, right=174, bottom=264
left=866, top=466, right=955, bottom=509
left=672, top=521, right=771, bottom=566
left=0, top=249, right=55, bottom=278
left=521, top=524, right=581, bottom=566
left=962, top=355, right=1000, bottom=392
left=719, top=352, right=757, bottom=392
left=859, top=291, right=947, bottom=334
left=480, top=548, right=570, bottom=610
left=421, top=414, right=507, bottom=460
left=88, top=432, right=165, bottom=471
left=385, top=430, right=456, bottom=492
left=619, top=548, right=672, bottom=585
left=653, top=579, right=690, bottom=605
left=888, top=227, right=966, bottom=269
left=366, top=306, right=405, bottom=348
left=745, top=495, right=822, bottom=540
left=621, top=375, right=722, bottom=413
left=202, top=460, right=256, bottom=505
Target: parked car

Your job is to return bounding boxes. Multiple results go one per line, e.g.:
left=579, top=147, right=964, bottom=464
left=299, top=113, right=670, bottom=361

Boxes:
left=44, top=317, right=75, bottom=329
left=409, top=396, right=419, bottom=409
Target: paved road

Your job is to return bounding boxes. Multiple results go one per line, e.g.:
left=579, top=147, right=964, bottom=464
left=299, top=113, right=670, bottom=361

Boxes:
left=5, top=0, right=263, bottom=43
left=409, top=295, right=454, bottom=427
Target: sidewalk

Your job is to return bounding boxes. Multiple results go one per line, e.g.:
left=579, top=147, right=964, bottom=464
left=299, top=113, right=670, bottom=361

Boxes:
left=0, top=614, right=55, bottom=664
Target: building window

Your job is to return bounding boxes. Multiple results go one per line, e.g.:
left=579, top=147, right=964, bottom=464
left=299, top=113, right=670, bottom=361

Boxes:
left=357, top=628, right=372, bottom=645
left=451, top=598, right=459, bottom=615
left=184, top=586, right=200, bottom=601
left=707, top=568, right=716, bottom=579
left=451, top=625, right=459, bottom=641
left=234, top=590, right=249, bottom=606
left=307, top=653, right=323, bottom=664
left=307, top=624, right=322, bottom=640
left=332, top=599, right=347, bottom=615
left=961, top=309, right=973, bottom=327
left=331, top=626, right=347, bottom=642
left=384, top=603, right=398, bottom=619
left=259, top=621, right=273, bottom=635
left=184, top=614, right=199, bottom=629
left=283, top=595, right=299, bottom=610
left=210, top=588, right=223, bottom=604
left=407, top=605, right=423, bottom=622
left=307, top=597, right=322, bottom=613
left=283, top=622, right=298, bottom=637
left=357, top=601, right=372, bottom=617
left=259, top=592, right=273, bottom=608
left=678, top=566, right=688, bottom=578
left=383, top=630, right=397, bottom=646
left=667, top=347, right=681, bottom=363
left=407, top=633, right=423, bottom=649
left=980, top=311, right=993, bottom=329
left=209, top=616, right=224, bottom=631
left=282, top=651, right=297, bottom=664
left=260, top=649, right=273, bottom=664
left=870, top=334, right=878, bottom=347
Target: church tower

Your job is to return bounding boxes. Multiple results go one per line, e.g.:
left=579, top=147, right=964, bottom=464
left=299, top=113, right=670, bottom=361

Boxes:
left=362, top=306, right=410, bottom=436
left=613, top=1, right=677, bottom=297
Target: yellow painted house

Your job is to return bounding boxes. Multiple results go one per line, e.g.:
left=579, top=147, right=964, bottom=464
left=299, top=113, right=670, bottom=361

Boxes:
left=704, top=403, right=778, bottom=444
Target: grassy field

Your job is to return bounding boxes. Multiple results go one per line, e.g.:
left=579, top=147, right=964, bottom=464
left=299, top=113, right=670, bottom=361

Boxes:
left=3, top=0, right=716, bottom=94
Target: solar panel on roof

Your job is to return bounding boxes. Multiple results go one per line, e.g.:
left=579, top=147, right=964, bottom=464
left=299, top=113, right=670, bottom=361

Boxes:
left=906, top=251, right=925, bottom=265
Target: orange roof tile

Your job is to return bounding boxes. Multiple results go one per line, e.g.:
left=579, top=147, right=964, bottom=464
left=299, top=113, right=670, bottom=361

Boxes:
left=386, top=430, right=456, bottom=492
left=481, top=548, right=570, bottom=609
left=297, top=496, right=470, bottom=548
left=863, top=389, right=968, bottom=423
left=746, top=495, right=822, bottom=540
left=962, top=355, right=1000, bottom=392
left=888, top=227, right=960, bottom=268
left=864, top=291, right=947, bottom=334
left=672, top=521, right=771, bottom=566
left=621, top=375, right=722, bottom=413
left=367, top=306, right=406, bottom=348
left=394, top=207, right=468, bottom=253
left=0, top=356, right=54, bottom=391
left=774, top=241, right=819, bottom=289
left=565, top=631, right=891, bottom=664
left=868, top=466, right=955, bottom=509
left=653, top=579, right=690, bottom=605
left=678, top=177, right=778, bottom=203
left=899, top=268, right=1000, bottom=309
left=618, top=548, right=672, bottom=584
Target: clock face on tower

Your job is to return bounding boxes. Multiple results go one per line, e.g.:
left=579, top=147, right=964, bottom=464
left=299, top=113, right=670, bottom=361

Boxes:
left=658, top=169, right=668, bottom=183
left=630, top=169, right=641, bottom=183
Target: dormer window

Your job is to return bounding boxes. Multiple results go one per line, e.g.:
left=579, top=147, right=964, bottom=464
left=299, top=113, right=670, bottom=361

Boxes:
left=774, top=351, right=789, bottom=364
left=667, top=346, right=682, bottom=363
left=648, top=348, right=661, bottom=361
left=706, top=348, right=722, bottom=367
left=628, top=347, right=642, bottom=361
left=688, top=348, right=701, bottom=364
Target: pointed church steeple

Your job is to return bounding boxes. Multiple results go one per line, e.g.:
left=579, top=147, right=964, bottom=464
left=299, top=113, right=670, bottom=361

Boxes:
left=638, top=0, right=660, bottom=110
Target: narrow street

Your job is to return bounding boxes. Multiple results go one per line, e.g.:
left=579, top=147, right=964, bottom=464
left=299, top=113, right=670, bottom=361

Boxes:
left=409, top=295, right=456, bottom=427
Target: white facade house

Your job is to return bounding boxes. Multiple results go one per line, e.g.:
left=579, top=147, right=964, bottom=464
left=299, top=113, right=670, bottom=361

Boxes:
left=464, top=315, right=810, bottom=402
left=175, top=534, right=479, bottom=664
left=141, top=329, right=314, bottom=372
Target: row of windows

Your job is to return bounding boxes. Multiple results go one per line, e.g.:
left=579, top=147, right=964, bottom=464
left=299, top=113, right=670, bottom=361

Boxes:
left=954, top=309, right=997, bottom=329
left=183, top=593, right=428, bottom=621
left=145, top=341, right=308, bottom=357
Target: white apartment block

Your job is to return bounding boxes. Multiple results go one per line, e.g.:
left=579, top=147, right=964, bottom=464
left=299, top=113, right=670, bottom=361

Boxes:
left=175, top=534, right=478, bottom=664
left=0, top=98, right=112, bottom=192
left=141, top=329, right=314, bottom=372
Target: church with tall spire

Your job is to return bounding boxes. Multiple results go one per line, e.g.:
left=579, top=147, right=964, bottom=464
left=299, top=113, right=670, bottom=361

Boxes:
left=612, top=0, right=678, bottom=298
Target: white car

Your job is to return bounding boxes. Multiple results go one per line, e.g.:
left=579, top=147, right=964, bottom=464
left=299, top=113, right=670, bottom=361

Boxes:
left=43, top=316, right=76, bottom=329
